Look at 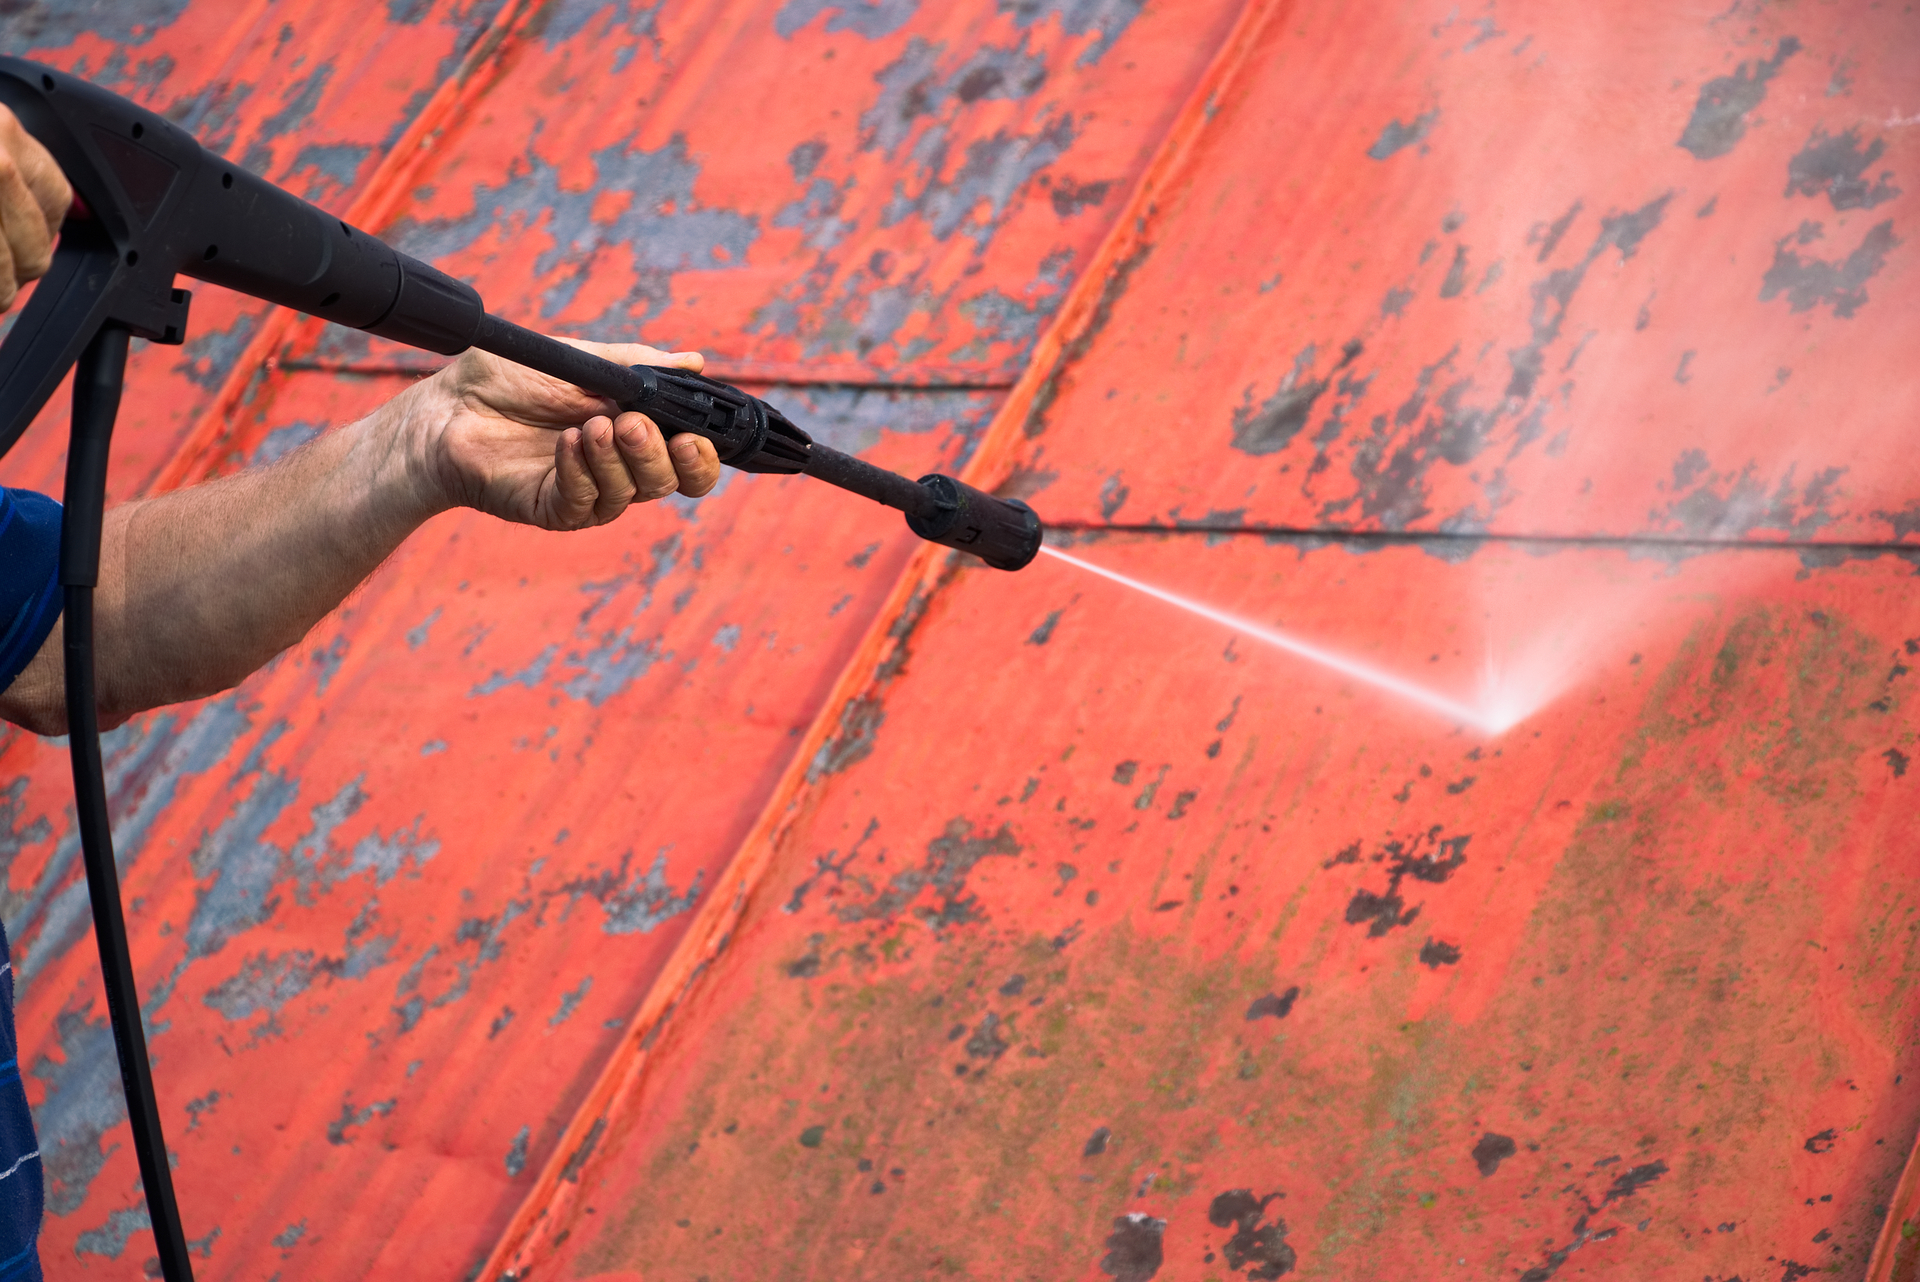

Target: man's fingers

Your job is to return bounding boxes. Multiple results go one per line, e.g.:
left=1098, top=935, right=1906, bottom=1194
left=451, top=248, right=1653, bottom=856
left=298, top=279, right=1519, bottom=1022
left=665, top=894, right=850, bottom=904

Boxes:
left=612, top=411, right=681, bottom=502
left=0, top=234, right=17, bottom=313
left=0, top=105, right=69, bottom=237
left=580, top=414, right=639, bottom=523
left=0, top=155, right=53, bottom=287
left=558, top=335, right=705, bottom=376
left=546, top=428, right=599, bottom=530
left=668, top=433, right=721, bottom=498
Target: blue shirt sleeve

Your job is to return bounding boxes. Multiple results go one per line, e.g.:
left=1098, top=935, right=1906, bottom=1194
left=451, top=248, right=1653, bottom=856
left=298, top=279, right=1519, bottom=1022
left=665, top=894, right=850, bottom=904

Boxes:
left=0, top=488, right=61, bottom=692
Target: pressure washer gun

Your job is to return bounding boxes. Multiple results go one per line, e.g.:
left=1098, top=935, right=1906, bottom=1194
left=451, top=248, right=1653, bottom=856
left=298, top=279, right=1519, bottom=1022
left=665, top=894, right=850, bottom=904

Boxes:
left=0, top=57, right=1041, bottom=1282
left=0, top=58, right=1043, bottom=572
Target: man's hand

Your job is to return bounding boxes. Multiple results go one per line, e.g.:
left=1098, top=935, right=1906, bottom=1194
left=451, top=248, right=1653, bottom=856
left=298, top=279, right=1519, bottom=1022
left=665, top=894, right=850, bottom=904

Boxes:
left=0, top=333, right=726, bottom=734
left=0, top=103, right=71, bottom=312
left=404, top=338, right=722, bottom=531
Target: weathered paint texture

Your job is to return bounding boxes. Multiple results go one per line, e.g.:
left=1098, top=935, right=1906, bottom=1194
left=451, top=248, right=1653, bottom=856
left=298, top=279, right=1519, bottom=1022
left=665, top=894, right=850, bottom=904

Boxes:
left=479, top=2, right=1920, bottom=1280
left=0, top=0, right=1915, bottom=1279
left=0, top=0, right=1240, bottom=1276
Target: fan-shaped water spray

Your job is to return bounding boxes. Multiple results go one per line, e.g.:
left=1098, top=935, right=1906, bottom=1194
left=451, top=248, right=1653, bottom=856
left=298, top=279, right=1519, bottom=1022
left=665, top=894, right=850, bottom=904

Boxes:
left=1039, top=544, right=1554, bottom=735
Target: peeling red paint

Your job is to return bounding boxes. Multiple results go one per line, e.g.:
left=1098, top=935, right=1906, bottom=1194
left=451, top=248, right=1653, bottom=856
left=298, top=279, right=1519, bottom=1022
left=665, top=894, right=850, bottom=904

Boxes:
left=0, top=0, right=1916, bottom=1279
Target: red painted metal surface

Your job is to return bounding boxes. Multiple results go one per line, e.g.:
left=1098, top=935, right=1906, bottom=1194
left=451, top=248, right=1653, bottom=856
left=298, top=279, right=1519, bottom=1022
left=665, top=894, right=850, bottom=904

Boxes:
left=1009, top=1, right=1920, bottom=545
left=0, top=1, right=1243, bottom=1276
left=480, top=2, right=1920, bottom=1280
left=0, top=0, right=1916, bottom=1278
left=498, top=542, right=1920, bottom=1281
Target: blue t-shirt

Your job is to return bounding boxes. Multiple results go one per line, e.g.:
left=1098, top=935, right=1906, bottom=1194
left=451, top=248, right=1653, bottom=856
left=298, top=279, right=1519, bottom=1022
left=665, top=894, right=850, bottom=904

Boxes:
left=0, top=487, right=60, bottom=692
left=0, top=485, right=56, bottom=1281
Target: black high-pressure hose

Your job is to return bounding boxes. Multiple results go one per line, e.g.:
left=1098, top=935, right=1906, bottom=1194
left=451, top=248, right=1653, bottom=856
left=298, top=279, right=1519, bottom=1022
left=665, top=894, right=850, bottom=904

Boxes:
left=0, top=56, right=1043, bottom=1282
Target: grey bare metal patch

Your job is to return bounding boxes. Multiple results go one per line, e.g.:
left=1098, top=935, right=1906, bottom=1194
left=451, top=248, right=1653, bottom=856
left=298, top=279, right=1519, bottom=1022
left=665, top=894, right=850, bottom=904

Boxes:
left=289, top=141, right=373, bottom=197
left=751, top=257, right=950, bottom=363
left=760, top=386, right=999, bottom=458
left=0, top=778, right=51, bottom=880
left=0, top=0, right=193, bottom=51
left=1785, top=127, right=1901, bottom=210
left=1677, top=36, right=1801, bottom=160
left=773, top=170, right=858, bottom=252
left=161, top=79, right=256, bottom=157
left=1231, top=340, right=1364, bottom=458
left=33, top=1008, right=121, bottom=1215
left=74, top=1205, right=151, bottom=1260
left=1472, top=1132, right=1516, bottom=1176
left=1274, top=193, right=1668, bottom=538
left=1099, top=1211, right=1165, bottom=1281
left=1334, top=825, right=1470, bottom=937
left=174, top=308, right=259, bottom=391
left=539, top=0, right=660, bottom=46
left=860, top=38, right=1050, bottom=161
left=1049, top=176, right=1110, bottom=216
left=1244, top=988, right=1298, bottom=1020
left=562, top=630, right=670, bottom=706
left=385, top=135, right=758, bottom=332
left=1208, top=1189, right=1296, bottom=1279
left=9, top=696, right=254, bottom=985
left=326, top=1095, right=396, bottom=1145
left=809, top=574, right=950, bottom=779
left=1517, top=1159, right=1669, bottom=1281
left=999, top=0, right=1147, bottom=66
left=1506, top=192, right=1672, bottom=400
left=950, top=249, right=1075, bottom=362
left=1759, top=219, right=1898, bottom=319
left=470, top=644, right=558, bottom=697
left=883, top=115, right=1079, bottom=248
left=201, top=930, right=393, bottom=1028
left=544, top=848, right=702, bottom=935
left=240, top=62, right=336, bottom=177
left=798, top=817, right=1022, bottom=931
left=810, top=693, right=888, bottom=779
left=776, top=0, right=920, bottom=40
left=1368, top=108, right=1438, bottom=160
left=391, top=896, right=533, bottom=1034
left=751, top=31, right=1091, bottom=363
left=1653, top=454, right=1846, bottom=541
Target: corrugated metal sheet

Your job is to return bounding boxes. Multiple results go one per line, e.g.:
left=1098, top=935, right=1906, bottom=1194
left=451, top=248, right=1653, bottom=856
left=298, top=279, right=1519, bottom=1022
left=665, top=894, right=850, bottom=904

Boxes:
left=0, top=0, right=1243, bottom=1276
left=478, top=1, right=1920, bottom=1280
left=1, top=0, right=1917, bottom=1278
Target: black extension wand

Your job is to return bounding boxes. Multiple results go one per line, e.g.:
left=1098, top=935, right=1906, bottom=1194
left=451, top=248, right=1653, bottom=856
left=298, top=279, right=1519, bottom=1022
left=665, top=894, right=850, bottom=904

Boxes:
left=0, top=56, right=1041, bottom=1282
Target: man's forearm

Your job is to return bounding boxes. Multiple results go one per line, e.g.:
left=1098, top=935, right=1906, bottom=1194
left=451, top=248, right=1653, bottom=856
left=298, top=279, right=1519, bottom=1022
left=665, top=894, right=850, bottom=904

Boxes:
left=1, top=382, right=445, bottom=734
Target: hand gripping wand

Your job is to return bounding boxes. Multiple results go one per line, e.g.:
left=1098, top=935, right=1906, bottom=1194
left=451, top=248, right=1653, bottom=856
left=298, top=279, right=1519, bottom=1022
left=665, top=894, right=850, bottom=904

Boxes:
left=0, top=57, right=1042, bottom=1281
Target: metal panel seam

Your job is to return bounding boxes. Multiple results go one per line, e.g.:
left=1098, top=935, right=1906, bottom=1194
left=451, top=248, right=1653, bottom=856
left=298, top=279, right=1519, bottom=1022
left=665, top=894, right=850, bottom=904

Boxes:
left=142, top=0, right=542, bottom=498
left=1868, top=1117, right=1920, bottom=1278
left=473, top=0, right=1294, bottom=1275
left=950, top=0, right=1298, bottom=497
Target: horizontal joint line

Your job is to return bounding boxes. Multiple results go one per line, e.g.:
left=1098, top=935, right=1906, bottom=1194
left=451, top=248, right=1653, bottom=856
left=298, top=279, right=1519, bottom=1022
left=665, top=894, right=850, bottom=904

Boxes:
left=276, top=359, right=1012, bottom=391
left=1045, top=522, right=1920, bottom=555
